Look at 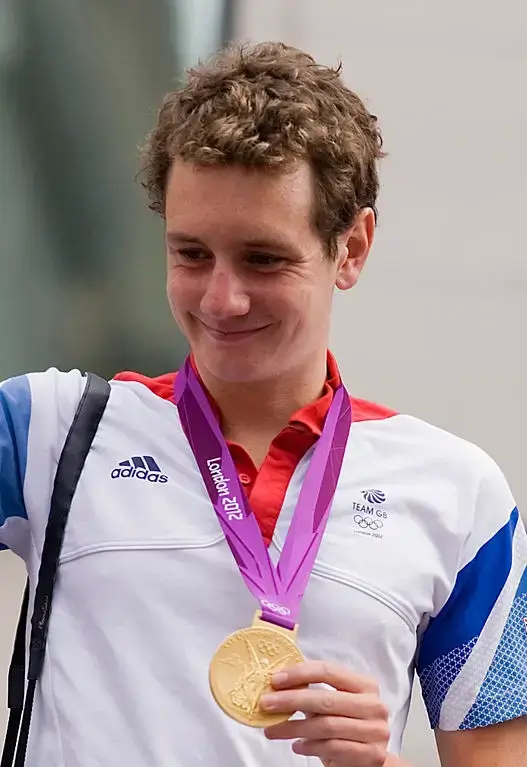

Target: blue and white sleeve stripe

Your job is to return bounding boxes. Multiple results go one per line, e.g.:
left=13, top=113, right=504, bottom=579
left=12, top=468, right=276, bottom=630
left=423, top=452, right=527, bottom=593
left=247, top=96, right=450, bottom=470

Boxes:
left=0, top=375, right=31, bottom=552
left=417, top=507, right=527, bottom=730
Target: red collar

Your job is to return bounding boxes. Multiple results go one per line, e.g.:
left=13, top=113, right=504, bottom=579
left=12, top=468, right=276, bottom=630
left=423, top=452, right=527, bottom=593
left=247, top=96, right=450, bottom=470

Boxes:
left=113, top=351, right=396, bottom=425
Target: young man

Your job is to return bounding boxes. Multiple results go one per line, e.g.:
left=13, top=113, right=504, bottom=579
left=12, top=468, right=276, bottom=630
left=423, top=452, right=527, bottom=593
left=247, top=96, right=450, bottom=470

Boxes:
left=1, top=42, right=526, bottom=767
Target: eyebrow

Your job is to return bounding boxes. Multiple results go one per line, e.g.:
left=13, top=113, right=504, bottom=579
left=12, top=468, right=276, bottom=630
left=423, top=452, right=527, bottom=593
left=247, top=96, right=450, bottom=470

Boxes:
left=165, top=232, right=206, bottom=245
left=165, top=231, right=293, bottom=252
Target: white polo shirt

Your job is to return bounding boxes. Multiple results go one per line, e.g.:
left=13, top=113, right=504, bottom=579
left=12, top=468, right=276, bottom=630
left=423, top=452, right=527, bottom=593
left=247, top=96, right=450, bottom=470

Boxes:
left=1, top=368, right=526, bottom=766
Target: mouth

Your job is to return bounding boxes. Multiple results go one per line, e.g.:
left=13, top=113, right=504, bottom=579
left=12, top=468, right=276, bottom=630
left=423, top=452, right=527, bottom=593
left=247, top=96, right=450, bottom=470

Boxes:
left=197, top=319, right=271, bottom=342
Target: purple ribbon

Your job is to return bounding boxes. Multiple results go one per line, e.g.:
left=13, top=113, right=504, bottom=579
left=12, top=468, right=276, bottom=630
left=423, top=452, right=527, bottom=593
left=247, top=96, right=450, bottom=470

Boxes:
left=174, top=358, right=352, bottom=630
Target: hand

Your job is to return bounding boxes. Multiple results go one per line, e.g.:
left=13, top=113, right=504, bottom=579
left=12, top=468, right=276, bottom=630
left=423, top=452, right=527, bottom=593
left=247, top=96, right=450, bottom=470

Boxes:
left=260, top=660, right=390, bottom=766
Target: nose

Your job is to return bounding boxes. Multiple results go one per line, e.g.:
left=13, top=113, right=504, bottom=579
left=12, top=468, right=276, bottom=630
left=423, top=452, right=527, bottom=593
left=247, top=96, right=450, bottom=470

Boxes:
left=199, top=264, right=250, bottom=319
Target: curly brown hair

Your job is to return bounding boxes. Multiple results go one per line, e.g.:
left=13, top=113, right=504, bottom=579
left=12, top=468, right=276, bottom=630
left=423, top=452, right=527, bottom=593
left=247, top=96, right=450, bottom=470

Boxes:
left=141, top=41, right=385, bottom=257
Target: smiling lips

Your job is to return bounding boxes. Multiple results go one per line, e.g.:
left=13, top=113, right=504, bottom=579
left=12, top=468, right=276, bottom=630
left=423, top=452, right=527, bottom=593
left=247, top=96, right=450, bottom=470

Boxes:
left=198, top=319, right=270, bottom=342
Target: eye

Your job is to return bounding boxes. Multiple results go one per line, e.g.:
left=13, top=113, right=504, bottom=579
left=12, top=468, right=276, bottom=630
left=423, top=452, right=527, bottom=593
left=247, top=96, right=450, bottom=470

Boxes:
left=176, top=248, right=210, bottom=264
left=247, top=252, right=284, bottom=268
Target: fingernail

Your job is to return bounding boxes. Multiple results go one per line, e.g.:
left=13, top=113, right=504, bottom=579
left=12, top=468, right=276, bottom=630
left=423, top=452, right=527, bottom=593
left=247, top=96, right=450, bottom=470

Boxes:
left=292, top=740, right=306, bottom=755
left=259, top=694, right=276, bottom=711
left=272, top=671, right=288, bottom=686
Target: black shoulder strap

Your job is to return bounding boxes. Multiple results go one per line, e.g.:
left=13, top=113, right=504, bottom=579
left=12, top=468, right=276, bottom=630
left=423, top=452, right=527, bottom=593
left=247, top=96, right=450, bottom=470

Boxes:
left=1, top=372, right=111, bottom=767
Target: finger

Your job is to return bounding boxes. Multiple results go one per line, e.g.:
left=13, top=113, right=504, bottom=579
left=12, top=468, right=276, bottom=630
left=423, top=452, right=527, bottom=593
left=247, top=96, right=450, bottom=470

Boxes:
left=260, top=688, right=387, bottom=720
left=271, top=660, right=379, bottom=694
left=264, top=714, right=389, bottom=744
left=292, top=737, right=387, bottom=765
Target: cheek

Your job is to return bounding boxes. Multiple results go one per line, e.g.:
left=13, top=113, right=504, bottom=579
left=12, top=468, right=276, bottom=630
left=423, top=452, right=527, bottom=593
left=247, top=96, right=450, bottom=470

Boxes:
left=166, top=275, right=178, bottom=309
left=295, top=284, right=321, bottom=315
left=293, top=284, right=331, bottom=331
left=167, top=271, right=192, bottom=306
left=166, top=277, right=191, bottom=327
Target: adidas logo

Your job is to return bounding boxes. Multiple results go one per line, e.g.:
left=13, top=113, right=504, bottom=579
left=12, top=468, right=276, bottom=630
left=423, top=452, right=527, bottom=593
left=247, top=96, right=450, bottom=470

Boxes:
left=111, top=455, right=168, bottom=483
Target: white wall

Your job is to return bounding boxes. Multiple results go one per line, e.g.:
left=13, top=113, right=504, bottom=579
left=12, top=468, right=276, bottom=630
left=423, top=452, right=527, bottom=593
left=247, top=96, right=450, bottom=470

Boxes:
left=233, top=2, right=527, bottom=765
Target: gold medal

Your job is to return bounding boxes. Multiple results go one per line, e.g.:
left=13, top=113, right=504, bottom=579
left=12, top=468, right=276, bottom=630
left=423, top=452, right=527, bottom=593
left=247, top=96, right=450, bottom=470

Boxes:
left=209, top=612, right=305, bottom=727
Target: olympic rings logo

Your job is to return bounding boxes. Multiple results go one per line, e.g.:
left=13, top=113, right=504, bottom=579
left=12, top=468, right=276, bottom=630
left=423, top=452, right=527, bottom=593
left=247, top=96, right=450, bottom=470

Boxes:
left=353, top=515, right=383, bottom=530
left=261, top=600, right=291, bottom=616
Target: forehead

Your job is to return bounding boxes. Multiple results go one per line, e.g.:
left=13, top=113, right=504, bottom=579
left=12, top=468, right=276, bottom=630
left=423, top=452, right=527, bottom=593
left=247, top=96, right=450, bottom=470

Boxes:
left=164, top=159, right=316, bottom=237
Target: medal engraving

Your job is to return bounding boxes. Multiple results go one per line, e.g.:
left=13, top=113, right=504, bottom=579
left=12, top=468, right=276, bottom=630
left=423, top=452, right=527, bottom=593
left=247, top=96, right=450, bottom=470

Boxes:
left=209, top=624, right=304, bottom=727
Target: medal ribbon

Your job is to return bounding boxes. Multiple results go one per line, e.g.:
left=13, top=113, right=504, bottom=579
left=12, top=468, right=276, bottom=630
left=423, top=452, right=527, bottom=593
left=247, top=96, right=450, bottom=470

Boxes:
left=174, top=358, right=352, bottom=630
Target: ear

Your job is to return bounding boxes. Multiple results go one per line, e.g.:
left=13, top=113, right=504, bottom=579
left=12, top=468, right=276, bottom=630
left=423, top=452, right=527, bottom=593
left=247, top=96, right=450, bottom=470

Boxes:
left=335, top=208, right=375, bottom=291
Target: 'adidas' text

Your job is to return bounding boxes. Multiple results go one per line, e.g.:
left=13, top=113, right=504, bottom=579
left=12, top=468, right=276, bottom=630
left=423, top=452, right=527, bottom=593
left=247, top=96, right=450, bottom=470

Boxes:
left=111, top=455, right=168, bottom=483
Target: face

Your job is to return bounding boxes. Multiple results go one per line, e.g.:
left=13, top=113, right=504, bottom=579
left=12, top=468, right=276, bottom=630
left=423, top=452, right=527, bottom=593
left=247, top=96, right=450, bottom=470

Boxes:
left=165, top=158, right=373, bottom=384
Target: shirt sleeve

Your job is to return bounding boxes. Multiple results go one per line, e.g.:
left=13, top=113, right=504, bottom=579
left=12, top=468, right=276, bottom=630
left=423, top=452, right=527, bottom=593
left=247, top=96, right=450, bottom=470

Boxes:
left=0, top=375, right=32, bottom=557
left=416, top=452, right=527, bottom=731
left=1, top=368, right=87, bottom=560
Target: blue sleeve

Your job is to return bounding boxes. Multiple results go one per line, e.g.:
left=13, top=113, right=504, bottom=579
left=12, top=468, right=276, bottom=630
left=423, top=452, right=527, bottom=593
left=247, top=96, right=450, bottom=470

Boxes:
left=416, top=505, right=527, bottom=731
left=0, top=375, right=31, bottom=551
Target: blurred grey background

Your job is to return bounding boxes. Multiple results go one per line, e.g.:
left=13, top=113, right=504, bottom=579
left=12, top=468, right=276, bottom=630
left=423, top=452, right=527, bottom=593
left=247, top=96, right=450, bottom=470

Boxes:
left=1, top=2, right=526, bottom=765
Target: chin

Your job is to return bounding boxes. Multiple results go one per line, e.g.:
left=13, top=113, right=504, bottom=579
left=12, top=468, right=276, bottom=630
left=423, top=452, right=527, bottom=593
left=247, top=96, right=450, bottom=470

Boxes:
left=198, top=352, right=271, bottom=384
left=209, top=362, right=265, bottom=384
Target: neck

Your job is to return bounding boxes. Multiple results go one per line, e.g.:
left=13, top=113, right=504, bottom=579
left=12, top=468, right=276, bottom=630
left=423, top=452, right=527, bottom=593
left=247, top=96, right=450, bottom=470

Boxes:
left=195, top=353, right=328, bottom=445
